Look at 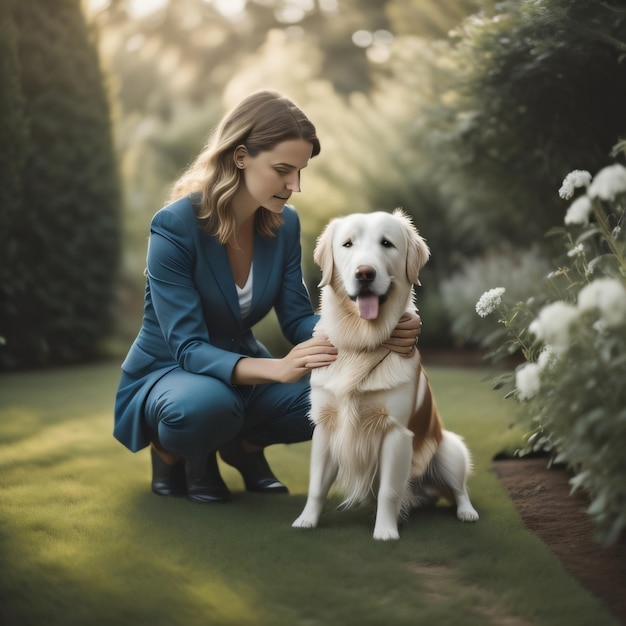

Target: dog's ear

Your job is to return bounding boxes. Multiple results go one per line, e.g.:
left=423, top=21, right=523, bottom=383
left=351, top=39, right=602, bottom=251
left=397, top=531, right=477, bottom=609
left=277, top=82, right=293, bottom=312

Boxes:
left=393, top=208, right=430, bottom=285
left=314, top=219, right=337, bottom=287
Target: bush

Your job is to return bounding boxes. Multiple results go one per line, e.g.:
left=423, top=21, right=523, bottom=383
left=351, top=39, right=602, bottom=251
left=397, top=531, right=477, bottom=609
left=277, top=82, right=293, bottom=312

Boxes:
left=432, top=0, right=626, bottom=248
left=477, top=154, right=626, bottom=545
left=0, top=0, right=121, bottom=370
left=440, top=247, right=552, bottom=349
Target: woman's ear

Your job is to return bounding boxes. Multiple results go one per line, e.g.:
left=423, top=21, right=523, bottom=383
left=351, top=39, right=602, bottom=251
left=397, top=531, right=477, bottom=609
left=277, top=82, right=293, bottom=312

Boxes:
left=234, top=145, right=247, bottom=169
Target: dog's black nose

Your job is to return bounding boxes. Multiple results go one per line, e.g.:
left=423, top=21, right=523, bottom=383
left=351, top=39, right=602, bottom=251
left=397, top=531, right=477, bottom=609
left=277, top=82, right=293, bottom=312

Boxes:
left=355, top=265, right=376, bottom=283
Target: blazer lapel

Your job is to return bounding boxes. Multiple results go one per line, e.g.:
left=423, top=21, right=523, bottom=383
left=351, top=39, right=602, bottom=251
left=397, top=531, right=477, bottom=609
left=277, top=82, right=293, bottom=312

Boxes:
left=200, top=232, right=241, bottom=322
left=251, top=230, right=274, bottom=313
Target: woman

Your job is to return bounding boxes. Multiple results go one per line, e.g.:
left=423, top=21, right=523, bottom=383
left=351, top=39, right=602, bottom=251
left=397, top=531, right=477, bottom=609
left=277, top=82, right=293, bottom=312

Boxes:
left=114, top=91, right=421, bottom=503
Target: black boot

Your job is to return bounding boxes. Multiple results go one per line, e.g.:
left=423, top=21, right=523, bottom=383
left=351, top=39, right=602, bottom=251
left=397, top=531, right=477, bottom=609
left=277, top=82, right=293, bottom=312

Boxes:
left=151, top=447, right=187, bottom=497
left=219, top=440, right=289, bottom=494
left=185, top=452, right=231, bottom=503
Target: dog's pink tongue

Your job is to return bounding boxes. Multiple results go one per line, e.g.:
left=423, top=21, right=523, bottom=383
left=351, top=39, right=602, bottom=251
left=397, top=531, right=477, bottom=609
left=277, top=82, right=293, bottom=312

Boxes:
left=357, top=293, right=379, bottom=320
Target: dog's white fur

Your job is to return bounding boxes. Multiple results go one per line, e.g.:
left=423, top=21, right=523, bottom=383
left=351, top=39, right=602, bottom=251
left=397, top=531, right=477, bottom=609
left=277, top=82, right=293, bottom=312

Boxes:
left=292, top=210, right=479, bottom=540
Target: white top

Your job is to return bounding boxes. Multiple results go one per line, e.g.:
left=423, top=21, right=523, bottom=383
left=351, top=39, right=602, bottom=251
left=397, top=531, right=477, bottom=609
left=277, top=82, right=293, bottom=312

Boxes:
left=236, top=264, right=253, bottom=318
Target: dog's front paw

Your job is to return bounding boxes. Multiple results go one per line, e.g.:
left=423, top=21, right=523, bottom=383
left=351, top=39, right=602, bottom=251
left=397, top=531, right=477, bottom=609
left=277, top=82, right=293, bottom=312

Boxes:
left=292, top=515, right=318, bottom=529
left=373, top=526, right=400, bottom=541
left=457, top=505, right=479, bottom=522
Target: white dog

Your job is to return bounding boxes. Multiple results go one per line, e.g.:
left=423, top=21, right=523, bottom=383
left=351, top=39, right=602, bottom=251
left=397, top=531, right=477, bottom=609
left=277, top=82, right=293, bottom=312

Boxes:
left=292, top=210, right=479, bottom=540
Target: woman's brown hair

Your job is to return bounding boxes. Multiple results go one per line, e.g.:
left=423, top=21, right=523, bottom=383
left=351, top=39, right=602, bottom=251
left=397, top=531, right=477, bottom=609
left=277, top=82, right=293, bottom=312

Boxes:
left=168, top=91, right=320, bottom=244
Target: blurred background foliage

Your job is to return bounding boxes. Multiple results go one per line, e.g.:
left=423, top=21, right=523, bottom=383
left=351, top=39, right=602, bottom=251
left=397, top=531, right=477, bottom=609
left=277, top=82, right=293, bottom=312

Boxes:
left=2, top=0, right=626, bottom=368
left=0, top=0, right=121, bottom=370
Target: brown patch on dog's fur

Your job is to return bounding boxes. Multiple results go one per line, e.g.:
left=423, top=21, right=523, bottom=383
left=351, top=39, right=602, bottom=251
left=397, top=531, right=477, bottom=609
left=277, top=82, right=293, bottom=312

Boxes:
left=407, top=366, right=443, bottom=460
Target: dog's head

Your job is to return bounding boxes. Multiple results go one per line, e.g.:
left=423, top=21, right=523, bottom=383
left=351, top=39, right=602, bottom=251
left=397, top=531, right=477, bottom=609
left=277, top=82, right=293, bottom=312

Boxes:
left=314, top=209, right=430, bottom=320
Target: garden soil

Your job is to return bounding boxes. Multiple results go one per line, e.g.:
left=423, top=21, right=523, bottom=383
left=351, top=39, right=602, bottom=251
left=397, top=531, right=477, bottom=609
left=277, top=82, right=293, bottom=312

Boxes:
left=493, top=457, right=626, bottom=625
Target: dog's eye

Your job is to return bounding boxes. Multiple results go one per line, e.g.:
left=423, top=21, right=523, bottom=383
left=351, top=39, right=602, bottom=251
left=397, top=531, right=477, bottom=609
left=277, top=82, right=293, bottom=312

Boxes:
left=342, top=240, right=353, bottom=248
left=381, top=238, right=395, bottom=248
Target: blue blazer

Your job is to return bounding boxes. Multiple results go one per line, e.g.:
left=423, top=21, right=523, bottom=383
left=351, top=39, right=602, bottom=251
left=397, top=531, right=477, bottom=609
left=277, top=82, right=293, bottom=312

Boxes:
left=113, top=196, right=319, bottom=452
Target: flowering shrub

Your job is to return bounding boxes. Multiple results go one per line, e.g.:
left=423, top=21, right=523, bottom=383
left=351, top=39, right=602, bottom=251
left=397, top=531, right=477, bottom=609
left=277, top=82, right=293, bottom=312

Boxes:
left=477, top=158, right=626, bottom=546
left=440, top=247, right=552, bottom=350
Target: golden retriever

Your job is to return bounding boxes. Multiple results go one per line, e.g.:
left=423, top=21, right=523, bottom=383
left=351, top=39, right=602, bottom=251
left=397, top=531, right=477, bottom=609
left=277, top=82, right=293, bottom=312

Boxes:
left=292, top=209, right=479, bottom=540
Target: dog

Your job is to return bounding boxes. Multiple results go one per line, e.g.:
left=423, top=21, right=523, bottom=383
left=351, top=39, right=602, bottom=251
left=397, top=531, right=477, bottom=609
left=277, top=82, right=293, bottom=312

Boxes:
left=292, top=209, right=479, bottom=540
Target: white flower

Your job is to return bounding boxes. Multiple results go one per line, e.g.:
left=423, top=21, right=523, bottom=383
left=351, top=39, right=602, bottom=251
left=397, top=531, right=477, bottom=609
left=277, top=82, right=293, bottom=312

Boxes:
left=558, top=170, right=592, bottom=200
left=537, top=345, right=558, bottom=371
left=564, top=195, right=592, bottom=225
left=578, top=278, right=626, bottom=327
left=529, top=301, right=579, bottom=352
left=515, top=362, right=541, bottom=400
left=592, top=319, right=608, bottom=333
left=475, top=287, right=506, bottom=318
left=567, top=243, right=585, bottom=258
left=588, top=164, right=626, bottom=201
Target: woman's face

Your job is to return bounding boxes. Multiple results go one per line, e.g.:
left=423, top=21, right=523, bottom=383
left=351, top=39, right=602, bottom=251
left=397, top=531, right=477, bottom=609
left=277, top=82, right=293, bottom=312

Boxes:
left=238, top=139, right=314, bottom=214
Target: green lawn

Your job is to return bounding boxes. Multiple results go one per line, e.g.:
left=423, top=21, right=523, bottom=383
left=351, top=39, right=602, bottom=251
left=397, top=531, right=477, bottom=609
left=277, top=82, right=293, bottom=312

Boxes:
left=0, top=361, right=618, bottom=626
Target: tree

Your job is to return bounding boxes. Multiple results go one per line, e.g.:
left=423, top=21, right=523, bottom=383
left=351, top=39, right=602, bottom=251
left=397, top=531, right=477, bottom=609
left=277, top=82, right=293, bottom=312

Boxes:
left=426, top=0, right=626, bottom=248
left=0, top=0, right=122, bottom=369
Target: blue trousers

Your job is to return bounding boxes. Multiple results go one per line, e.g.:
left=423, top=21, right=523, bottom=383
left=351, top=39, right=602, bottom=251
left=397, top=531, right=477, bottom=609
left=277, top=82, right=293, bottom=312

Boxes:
left=144, top=368, right=314, bottom=459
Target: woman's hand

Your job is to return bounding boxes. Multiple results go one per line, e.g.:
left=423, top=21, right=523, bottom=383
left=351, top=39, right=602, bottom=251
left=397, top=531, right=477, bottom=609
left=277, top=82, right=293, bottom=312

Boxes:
left=277, top=335, right=338, bottom=383
left=382, top=312, right=422, bottom=357
left=231, top=336, right=336, bottom=385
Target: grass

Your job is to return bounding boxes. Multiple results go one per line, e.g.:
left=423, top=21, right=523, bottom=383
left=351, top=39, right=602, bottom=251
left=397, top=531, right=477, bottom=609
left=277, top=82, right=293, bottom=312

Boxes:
left=0, top=361, right=618, bottom=626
